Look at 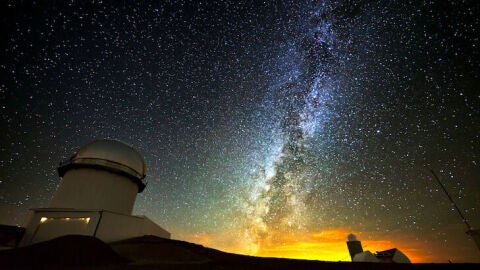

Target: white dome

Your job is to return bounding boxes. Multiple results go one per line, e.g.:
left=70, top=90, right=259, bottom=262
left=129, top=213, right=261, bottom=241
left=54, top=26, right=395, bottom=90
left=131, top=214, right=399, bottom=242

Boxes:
left=74, top=139, right=146, bottom=177
left=58, top=139, right=147, bottom=192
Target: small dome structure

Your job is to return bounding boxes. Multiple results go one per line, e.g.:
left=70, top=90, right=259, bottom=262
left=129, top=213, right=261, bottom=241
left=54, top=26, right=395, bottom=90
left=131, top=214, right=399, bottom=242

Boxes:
left=58, top=139, right=146, bottom=192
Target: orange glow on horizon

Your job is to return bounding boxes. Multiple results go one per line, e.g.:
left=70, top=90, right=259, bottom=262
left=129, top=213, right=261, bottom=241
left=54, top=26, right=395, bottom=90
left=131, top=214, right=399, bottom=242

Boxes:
left=183, top=228, right=435, bottom=263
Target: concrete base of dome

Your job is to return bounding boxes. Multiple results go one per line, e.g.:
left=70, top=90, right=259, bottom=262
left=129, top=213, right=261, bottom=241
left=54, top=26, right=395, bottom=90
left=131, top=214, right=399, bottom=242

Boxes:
left=19, top=208, right=170, bottom=246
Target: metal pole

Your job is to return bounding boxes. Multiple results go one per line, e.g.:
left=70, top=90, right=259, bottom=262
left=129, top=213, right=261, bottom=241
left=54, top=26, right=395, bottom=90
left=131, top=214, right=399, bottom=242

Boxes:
left=430, top=170, right=472, bottom=231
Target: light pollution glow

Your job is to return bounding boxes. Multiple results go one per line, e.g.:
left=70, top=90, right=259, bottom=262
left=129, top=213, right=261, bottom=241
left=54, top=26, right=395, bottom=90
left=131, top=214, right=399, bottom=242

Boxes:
left=183, top=227, right=472, bottom=263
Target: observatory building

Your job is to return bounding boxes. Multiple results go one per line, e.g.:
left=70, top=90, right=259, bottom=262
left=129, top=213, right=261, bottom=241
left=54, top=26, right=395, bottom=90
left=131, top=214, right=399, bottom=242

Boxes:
left=19, top=139, right=170, bottom=246
left=346, top=233, right=411, bottom=263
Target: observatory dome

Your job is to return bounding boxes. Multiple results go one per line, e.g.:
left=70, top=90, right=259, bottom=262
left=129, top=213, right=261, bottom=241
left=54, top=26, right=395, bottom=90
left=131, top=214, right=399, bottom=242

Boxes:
left=58, top=139, right=146, bottom=192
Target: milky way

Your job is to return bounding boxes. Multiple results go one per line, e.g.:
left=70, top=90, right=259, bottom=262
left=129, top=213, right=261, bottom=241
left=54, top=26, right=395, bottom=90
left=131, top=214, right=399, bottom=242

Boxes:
left=241, top=1, right=341, bottom=252
left=1, top=0, right=479, bottom=262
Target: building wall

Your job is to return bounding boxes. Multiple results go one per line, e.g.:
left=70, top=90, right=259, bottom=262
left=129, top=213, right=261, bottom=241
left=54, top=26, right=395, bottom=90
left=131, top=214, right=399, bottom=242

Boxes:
left=353, top=251, right=380, bottom=262
left=20, top=210, right=99, bottom=246
left=347, top=241, right=363, bottom=260
left=49, top=168, right=138, bottom=214
left=95, top=211, right=144, bottom=242
left=141, top=216, right=171, bottom=239
left=95, top=211, right=170, bottom=242
left=392, top=250, right=411, bottom=263
left=20, top=209, right=170, bottom=246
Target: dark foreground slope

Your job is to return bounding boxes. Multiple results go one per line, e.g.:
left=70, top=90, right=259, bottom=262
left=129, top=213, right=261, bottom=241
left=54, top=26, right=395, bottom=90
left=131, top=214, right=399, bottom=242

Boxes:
left=0, top=235, right=478, bottom=270
left=0, top=235, right=128, bottom=269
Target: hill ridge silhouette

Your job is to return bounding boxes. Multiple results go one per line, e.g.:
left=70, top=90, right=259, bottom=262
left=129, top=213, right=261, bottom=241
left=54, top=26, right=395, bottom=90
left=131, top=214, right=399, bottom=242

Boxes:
left=1, top=235, right=479, bottom=269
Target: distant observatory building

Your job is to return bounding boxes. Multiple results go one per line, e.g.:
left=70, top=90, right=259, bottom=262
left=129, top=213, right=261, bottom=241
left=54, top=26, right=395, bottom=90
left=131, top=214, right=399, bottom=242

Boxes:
left=20, top=139, right=170, bottom=246
left=346, top=233, right=411, bottom=263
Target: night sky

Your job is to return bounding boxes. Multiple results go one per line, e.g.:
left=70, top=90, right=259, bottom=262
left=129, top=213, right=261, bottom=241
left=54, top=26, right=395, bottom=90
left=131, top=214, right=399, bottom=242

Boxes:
left=1, top=0, right=479, bottom=263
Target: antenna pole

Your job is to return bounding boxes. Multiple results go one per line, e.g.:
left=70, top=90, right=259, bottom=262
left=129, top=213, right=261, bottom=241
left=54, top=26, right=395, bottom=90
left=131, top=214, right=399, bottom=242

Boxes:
left=430, top=169, right=472, bottom=231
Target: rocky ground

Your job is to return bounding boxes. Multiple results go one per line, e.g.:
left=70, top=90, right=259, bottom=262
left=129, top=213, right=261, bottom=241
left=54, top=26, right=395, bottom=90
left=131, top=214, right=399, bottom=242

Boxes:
left=0, top=235, right=478, bottom=270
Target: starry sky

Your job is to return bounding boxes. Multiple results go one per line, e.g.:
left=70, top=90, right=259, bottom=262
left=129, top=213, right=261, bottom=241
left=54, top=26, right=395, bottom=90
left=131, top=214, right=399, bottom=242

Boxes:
left=1, top=0, right=479, bottom=263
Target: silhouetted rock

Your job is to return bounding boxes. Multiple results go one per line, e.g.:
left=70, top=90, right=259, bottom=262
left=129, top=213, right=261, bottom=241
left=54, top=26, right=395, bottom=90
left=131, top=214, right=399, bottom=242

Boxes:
left=109, top=236, right=479, bottom=270
left=0, top=235, right=128, bottom=269
left=0, top=235, right=479, bottom=270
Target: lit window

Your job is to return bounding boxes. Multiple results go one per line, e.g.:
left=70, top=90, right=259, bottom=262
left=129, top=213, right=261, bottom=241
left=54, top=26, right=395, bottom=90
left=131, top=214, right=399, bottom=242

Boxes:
left=39, top=217, right=91, bottom=224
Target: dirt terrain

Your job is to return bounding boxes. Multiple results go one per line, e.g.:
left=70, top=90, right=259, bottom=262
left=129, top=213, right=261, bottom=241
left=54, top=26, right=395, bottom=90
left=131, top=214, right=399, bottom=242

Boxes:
left=0, top=235, right=478, bottom=270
